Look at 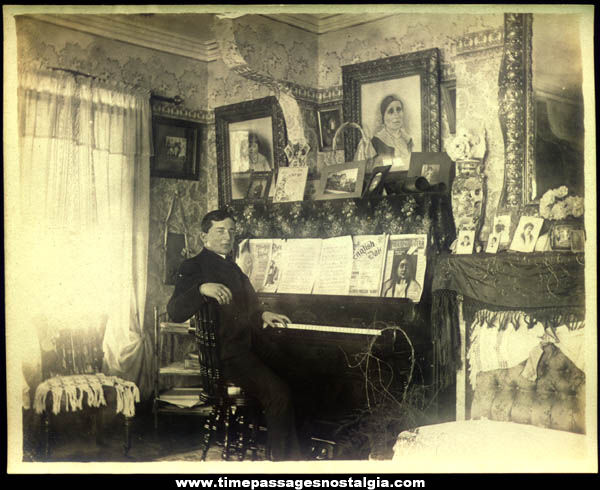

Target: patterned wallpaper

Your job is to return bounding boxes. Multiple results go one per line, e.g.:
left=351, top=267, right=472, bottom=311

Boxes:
left=455, top=47, right=504, bottom=240
left=317, top=14, right=503, bottom=87
left=17, top=13, right=509, bottom=340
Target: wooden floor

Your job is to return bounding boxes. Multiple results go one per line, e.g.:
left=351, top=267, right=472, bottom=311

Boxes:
left=22, top=402, right=268, bottom=463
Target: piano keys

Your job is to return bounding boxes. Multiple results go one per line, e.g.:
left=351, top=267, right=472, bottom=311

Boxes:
left=266, top=322, right=383, bottom=336
left=257, top=293, right=434, bottom=427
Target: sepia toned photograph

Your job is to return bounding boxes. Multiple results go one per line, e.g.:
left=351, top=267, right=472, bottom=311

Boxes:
left=316, top=161, right=366, bottom=200
left=317, top=106, right=343, bottom=151
left=151, top=116, right=202, bottom=179
left=342, top=48, right=441, bottom=172
left=4, top=3, right=596, bottom=479
left=455, top=229, right=475, bottom=255
left=510, top=216, right=544, bottom=253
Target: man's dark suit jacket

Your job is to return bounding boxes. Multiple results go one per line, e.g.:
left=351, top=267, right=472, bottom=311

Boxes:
left=167, top=248, right=263, bottom=360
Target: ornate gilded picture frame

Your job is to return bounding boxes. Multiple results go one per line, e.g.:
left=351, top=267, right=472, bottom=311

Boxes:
left=342, top=49, right=441, bottom=168
left=215, top=96, right=286, bottom=206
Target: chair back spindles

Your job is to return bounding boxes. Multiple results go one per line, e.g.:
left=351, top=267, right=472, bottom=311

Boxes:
left=194, top=300, right=224, bottom=399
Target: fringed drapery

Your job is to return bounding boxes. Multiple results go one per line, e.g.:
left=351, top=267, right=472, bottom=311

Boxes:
left=431, top=289, right=462, bottom=390
left=432, top=252, right=585, bottom=309
left=462, top=298, right=585, bottom=332
left=431, top=253, right=586, bottom=388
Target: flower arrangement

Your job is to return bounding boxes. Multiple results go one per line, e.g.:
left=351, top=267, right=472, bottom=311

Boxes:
left=446, top=129, right=486, bottom=162
left=539, top=186, right=584, bottom=220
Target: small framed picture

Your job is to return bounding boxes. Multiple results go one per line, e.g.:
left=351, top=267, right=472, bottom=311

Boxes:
left=485, top=233, right=500, bottom=254
left=492, top=215, right=512, bottom=245
left=570, top=229, right=585, bottom=252
left=317, top=106, right=343, bottom=152
left=550, top=222, right=584, bottom=251
left=455, top=230, right=475, bottom=254
left=246, top=171, right=272, bottom=201
left=273, top=167, right=309, bottom=203
left=407, top=152, right=454, bottom=188
left=362, top=165, right=391, bottom=198
left=315, top=161, right=367, bottom=201
left=510, top=216, right=544, bottom=253
left=151, top=116, right=202, bottom=180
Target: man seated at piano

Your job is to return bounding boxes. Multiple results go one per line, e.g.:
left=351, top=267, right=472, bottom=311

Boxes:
left=167, top=209, right=303, bottom=461
left=382, top=253, right=422, bottom=300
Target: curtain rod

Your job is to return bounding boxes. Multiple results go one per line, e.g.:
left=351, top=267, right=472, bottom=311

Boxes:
left=48, top=66, right=183, bottom=105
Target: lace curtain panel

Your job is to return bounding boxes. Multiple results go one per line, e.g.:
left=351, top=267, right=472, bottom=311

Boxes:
left=17, top=69, right=154, bottom=401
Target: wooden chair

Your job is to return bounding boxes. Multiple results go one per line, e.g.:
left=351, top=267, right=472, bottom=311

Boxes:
left=33, top=317, right=140, bottom=459
left=194, top=300, right=262, bottom=461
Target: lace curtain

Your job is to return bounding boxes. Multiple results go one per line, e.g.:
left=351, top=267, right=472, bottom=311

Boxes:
left=17, top=69, right=154, bottom=401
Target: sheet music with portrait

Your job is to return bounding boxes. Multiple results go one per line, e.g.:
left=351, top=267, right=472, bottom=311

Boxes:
left=235, top=238, right=273, bottom=292
left=380, top=234, right=427, bottom=302
left=313, top=236, right=353, bottom=295
left=261, top=239, right=285, bottom=293
left=276, top=238, right=322, bottom=294
left=348, top=235, right=389, bottom=296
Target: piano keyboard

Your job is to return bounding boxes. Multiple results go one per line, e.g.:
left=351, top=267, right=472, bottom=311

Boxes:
left=269, top=322, right=382, bottom=336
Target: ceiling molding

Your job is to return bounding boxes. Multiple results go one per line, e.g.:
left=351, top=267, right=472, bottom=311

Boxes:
left=30, top=14, right=220, bottom=62
left=261, top=13, right=389, bottom=34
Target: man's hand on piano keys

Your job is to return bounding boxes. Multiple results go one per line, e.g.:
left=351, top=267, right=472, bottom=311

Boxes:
left=261, top=311, right=291, bottom=329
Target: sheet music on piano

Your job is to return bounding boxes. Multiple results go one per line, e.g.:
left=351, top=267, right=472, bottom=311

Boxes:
left=237, top=233, right=428, bottom=300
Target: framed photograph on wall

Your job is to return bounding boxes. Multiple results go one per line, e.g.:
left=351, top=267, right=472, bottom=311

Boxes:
left=151, top=116, right=202, bottom=180
left=342, top=49, right=441, bottom=174
left=315, top=161, right=366, bottom=201
left=215, top=96, right=286, bottom=206
left=317, top=105, right=343, bottom=152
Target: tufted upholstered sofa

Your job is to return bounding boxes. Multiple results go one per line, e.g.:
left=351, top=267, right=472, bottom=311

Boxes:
left=471, top=342, right=585, bottom=433
left=390, top=342, right=593, bottom=472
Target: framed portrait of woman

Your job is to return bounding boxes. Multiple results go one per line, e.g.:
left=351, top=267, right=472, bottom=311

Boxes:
left=215, top=96, right=286, bottom=206
left=342, top=49, right=441, bottom=176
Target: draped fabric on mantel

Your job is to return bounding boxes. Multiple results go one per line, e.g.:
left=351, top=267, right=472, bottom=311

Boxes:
left=17, top=69, right=154, bottom=401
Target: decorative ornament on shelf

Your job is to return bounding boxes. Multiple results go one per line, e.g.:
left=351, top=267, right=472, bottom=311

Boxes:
left=448, top=128, right=487, bottom=254
left=284, top=142, right=311, bottom=167
left=537, top=186, right=585, bottom=252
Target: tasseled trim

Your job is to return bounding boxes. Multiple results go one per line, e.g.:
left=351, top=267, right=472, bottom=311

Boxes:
left=462, top=297, right=585, bottom=332
left=34, top=373, right=140, bottom=417
left=431, top=289, right=461, bottom=390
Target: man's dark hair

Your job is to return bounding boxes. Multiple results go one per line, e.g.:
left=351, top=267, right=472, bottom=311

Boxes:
left=201, top=209, right=236, bottom=233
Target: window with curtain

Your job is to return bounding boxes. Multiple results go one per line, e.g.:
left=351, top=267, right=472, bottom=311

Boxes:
left=17, top=69, right=154, bottom=401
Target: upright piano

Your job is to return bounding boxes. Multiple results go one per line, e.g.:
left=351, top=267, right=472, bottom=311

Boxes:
left=228, top=193, right=456, bottom=449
